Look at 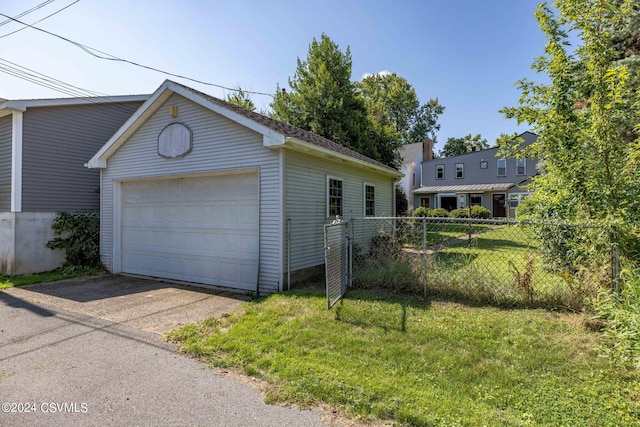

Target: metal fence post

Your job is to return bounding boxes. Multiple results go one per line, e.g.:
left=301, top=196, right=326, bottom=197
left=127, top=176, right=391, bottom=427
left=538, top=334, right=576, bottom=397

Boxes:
left=422, top=217, right=427, bottom=302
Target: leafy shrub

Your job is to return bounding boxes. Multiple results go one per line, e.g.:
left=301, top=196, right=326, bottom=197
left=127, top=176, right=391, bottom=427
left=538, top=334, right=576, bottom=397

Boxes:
left=594, top=267, right=640, bottom=368
left=431, top=208, right=450, bottom=217
left=412, top=207, right=432, bottom=217
left=470, top=205, right=490, bottom=219
left=47, top=211, right=102, bottom=269
left=449, top=209, right=469, bottom=218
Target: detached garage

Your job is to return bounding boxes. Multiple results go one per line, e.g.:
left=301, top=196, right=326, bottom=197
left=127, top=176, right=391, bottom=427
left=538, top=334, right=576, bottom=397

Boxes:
left=88, top=80, right=402, bottom=294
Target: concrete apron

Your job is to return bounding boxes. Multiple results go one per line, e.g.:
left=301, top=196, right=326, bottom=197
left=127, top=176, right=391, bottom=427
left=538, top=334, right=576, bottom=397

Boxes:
left=1, top=274, right=251, bottom=335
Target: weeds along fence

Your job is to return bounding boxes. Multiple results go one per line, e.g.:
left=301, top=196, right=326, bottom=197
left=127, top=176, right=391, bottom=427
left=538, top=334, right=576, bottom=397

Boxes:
left=327, top=217, right=614, bottom=310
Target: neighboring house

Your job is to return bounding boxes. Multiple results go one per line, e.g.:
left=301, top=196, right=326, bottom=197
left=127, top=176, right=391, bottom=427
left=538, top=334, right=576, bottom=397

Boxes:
left=0, top=95, right=147, bottom=274
left=413, top=131, right=537, bottom=218
left=398, top=138, right=433, bottom=211
left=87, top=80, right=402, bottom=295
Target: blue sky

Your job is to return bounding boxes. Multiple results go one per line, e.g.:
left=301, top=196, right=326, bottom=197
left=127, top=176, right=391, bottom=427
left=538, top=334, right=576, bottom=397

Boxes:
left=0, top=0, right=548, bottom=151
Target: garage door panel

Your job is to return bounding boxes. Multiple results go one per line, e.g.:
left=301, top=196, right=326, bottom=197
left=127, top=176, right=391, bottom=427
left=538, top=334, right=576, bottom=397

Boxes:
left=121, top=173, right=259, bottom=291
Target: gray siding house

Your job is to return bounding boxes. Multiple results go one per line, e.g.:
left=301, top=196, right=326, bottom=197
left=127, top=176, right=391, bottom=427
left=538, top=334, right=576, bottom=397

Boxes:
left=414, top=131, right=537, bottom=217
left=88, top=80, right=401, bottom=295
left=0, top=95, right=147, bottom=274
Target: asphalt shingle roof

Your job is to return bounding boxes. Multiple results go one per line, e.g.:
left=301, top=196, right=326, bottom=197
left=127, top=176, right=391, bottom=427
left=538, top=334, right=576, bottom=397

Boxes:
left=174, top=81, right=397, bottom=173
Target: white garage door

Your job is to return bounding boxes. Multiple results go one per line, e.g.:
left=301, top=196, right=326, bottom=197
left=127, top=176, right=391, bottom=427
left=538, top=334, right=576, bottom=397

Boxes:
left=121, top=173, right=259, bottom=291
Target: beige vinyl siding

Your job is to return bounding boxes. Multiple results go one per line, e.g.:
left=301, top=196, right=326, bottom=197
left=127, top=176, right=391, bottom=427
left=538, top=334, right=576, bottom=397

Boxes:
left=0, top=116, right=11, bottom=211
left=21, top=102, right=142, bottom=212
left=284, top=150, right=394, bottom=272
left=100, top=93, right=281, bottom=294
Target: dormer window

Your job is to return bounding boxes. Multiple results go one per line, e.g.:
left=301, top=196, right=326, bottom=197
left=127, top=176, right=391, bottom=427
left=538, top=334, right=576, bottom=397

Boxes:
left=436, top=164, right=444, bottom=180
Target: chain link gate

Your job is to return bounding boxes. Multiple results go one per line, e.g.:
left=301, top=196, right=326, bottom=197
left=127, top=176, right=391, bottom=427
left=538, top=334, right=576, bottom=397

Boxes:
left=324, top=220, right=351, bottom=309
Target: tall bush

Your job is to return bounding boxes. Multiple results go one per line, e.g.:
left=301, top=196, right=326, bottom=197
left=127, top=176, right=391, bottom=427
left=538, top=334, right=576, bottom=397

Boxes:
left=46, top=211, right=102, bottom=269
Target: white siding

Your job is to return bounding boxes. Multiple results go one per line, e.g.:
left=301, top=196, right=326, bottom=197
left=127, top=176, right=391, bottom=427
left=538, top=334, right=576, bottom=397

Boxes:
left=284, top=150, right=394, bottom=272
left=101, top=93, right=281, bottom=294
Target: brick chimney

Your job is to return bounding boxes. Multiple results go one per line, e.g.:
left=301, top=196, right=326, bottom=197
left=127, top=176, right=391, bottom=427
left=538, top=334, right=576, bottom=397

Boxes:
left=422, top=138, right=433, bottom=161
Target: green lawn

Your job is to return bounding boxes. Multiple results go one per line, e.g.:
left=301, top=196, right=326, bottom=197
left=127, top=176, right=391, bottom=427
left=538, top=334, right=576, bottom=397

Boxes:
left=167, top=289, right=640, bottom=426
left=0, top=266, right=101, bottom=289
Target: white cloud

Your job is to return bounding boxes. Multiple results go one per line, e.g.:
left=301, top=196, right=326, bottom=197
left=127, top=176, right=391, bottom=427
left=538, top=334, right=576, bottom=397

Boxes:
left=360, top=70, right=392, bottom=81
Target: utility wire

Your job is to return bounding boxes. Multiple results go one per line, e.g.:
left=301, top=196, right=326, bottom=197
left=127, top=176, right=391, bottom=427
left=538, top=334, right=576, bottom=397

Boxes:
left=0, top=12, right=274, bottom=98
left=0, top=59, right=148, bottom=118
left=0, top=0, right=56, bottom=27
left=0, top=58, right=105, bottom=97
left=0, top=0, right=80, bottom=39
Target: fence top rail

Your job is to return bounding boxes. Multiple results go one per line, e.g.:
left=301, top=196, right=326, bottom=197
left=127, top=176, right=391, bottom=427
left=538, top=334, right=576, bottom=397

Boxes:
left=346, top=216, right=596, bottom=228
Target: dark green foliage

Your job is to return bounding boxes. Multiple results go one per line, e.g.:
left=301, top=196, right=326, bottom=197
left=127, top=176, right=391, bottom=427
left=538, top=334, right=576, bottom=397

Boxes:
left=357, top=73, right=444, bottom=167
left=395, top=185, right=409, bottom=216
left=270, top=34, right=378, bottom=162
left=431, top=208, right=450, bottom=218
left=46, top=211, right=102, bottom=269
left=470, top=205, right=490, bottom=219
left=440, top=133, right=489, bottom=157
left=225, top=87, right=256, bottom=111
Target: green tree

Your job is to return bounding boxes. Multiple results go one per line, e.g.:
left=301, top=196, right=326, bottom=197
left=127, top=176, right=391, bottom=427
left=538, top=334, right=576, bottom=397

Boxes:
left=440, top=134, right=489, bottom=157
left=226, top=87, right=256, bottom=111
left=270, top=34, right=378, bottom=161
left=501, top=0, right=640, bottom=266
left=357, top=72, right=444, bottom=167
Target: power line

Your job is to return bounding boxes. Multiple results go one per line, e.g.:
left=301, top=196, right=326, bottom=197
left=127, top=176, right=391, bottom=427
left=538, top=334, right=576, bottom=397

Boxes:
left=0, top=12, right=274, bottom=98
left=0, top=58, right=105, bottom=97
left=0, top=58, right=148, bottom=118
left=0, top=1, right=80, bottom=39
left=0, top=0, right=56, bottom=27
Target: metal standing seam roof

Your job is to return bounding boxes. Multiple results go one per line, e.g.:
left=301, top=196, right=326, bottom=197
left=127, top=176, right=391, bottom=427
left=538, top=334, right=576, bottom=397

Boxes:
left=413, top=183, right=516, bottom=194
left=174, top=82, right=399, bottom=174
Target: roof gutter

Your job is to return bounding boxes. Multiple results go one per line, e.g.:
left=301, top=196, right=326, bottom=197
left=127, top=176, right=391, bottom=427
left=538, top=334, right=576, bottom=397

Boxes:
left=284, top=136, right=403, bottom=178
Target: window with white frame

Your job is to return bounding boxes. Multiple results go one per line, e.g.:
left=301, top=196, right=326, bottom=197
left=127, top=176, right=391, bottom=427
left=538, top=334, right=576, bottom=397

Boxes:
left=327, top=177, right=343, bottom=217
left=455, top=163, right=464, bottom=179
left=436, top=164, right=444, bottom=179
left=516, top=158, right=526, bottom=175
left=470, top=194, right=482, bottom=206
left=364, top=184, right=375, bottom=216
left=497, top=159, right=507, bottom=176
left=509, top=193, right=526, bottom=209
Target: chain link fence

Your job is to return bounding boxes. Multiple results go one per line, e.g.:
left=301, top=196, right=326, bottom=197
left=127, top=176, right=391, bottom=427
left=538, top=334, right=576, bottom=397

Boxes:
left=323, top=217, right=618, bottom=310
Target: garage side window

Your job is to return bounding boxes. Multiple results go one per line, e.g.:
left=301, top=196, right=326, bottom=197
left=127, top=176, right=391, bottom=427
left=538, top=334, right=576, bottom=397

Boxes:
left=327, top=177, right=343, bottom=217
left=364, top=184, right=375, bottom=217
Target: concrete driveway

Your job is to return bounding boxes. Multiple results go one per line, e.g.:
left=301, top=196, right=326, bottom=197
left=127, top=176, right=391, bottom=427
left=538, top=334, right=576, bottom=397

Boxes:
left=0, top=275, right=330, bottom=426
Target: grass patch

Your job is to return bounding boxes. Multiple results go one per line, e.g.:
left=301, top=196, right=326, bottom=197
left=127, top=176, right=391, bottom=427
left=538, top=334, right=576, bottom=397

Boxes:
left=0, top=266, right=102, bottom=289
left=167, top=289, right=640, bottom=426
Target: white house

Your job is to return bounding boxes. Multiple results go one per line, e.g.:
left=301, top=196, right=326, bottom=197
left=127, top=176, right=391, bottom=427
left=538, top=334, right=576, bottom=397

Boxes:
left=88, top=80, right=402, bottom=295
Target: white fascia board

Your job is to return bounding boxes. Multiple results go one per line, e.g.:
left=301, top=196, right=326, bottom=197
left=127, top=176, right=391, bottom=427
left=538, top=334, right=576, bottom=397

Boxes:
left=87, top=84, right=174, bottom=169
left=285, top=137, right=404, bottom=178
left=2, top=95, right=148, bottom=110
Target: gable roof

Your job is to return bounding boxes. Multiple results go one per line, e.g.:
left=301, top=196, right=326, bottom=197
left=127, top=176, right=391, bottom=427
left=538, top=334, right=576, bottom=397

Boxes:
left=0, top=95, right=149, bottom=119
left=87, top=80, right=401, bottom=177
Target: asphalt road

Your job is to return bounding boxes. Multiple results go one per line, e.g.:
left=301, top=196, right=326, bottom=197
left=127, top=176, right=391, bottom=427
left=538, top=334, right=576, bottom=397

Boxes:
left=0, top=276, right=329, bottom=426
